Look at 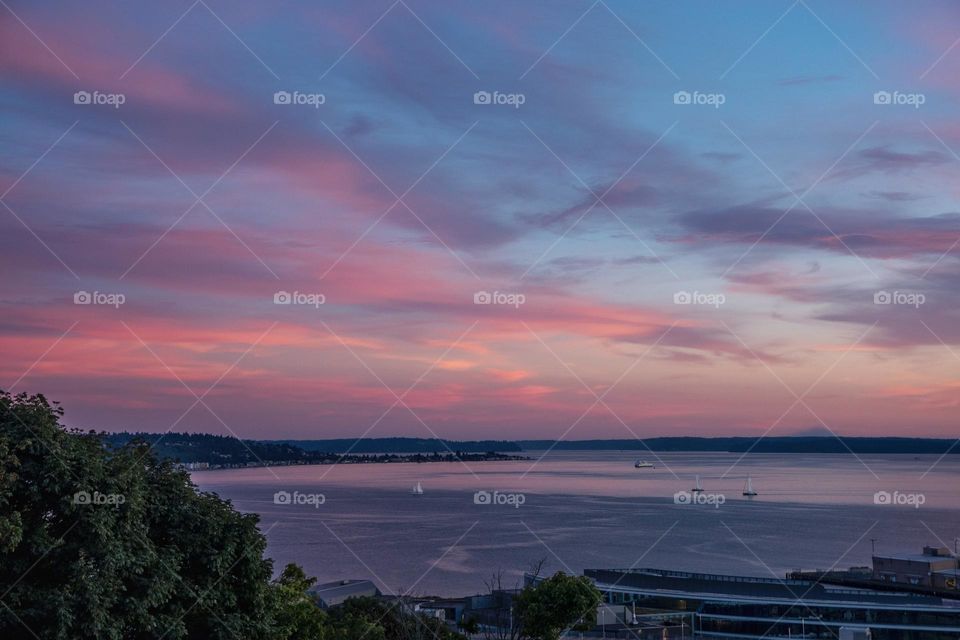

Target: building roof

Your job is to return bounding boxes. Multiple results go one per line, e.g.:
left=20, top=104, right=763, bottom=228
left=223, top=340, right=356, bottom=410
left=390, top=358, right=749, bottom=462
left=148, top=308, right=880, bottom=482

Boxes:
left=874, top=546, right=957, bottom=564
left=308, top=579, right=380, bottom=607
left=874, top=553, right=957, bottom=564
left=583, top=568, right=956, bottom=611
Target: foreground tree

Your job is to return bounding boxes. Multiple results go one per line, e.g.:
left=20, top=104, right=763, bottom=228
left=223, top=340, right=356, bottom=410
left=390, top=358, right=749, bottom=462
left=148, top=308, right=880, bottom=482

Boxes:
left=475, top=563, right=601, bottom=640
left=513, top=572, right=601, bottom=640
left=271, top=564, right=329, bottom=640
left=0, top=391, right=276, bottom=639
left=327, top=596, right=464, bottom=640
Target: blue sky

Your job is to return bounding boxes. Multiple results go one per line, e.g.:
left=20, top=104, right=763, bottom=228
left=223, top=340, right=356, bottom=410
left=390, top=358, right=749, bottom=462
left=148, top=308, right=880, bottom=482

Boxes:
left=2, top=0, right=960, bottom=439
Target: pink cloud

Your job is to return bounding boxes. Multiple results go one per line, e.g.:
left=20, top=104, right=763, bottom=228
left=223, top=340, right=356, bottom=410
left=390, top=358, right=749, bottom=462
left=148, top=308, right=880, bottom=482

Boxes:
left=0, top=18, right=237, bottom=115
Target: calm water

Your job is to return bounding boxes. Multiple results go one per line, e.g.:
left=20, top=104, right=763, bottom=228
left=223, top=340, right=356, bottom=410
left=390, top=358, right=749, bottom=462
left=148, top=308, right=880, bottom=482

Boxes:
left=192, top=452, right=960, bottom=596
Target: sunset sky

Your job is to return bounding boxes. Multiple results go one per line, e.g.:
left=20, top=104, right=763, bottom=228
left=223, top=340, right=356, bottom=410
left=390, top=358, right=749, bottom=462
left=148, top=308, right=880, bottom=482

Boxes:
left=2, top=0, right=960, bottom=440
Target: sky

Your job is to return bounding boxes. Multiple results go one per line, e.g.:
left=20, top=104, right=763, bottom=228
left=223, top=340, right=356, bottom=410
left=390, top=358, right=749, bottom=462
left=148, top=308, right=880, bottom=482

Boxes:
left=2, top=0, right=960, bottom=440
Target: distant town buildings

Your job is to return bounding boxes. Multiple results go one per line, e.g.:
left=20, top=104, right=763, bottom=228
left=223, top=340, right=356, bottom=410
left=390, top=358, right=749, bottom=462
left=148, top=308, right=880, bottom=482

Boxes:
left=174, top=461, right=210, bottom=471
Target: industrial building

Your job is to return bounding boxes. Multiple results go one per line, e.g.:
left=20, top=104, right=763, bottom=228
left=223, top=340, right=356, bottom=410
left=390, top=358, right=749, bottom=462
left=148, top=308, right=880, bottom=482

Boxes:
left=579, top=567, right=960, bottom=639
left=873, top=546, right=959, bottom=589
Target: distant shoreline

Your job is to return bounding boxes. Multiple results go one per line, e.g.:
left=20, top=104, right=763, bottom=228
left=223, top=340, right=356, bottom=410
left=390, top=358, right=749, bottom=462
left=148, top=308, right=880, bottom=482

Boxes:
left=179, top=451, right=530, bottom=471
left=268, top=436, right=959, bottom=455
left=103, top=432, right=958, bottom=469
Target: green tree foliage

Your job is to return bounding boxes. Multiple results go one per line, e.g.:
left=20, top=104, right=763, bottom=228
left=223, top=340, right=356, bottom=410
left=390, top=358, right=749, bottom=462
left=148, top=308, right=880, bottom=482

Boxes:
left=327, top=597, right=463, bottom=640
left=0, top=391, right=276, bottom=640
left=271, top=564, right=328, bottom=640
left=457, top=616, right=479, bottom=635
left=513, top=572, right=601, bottom=640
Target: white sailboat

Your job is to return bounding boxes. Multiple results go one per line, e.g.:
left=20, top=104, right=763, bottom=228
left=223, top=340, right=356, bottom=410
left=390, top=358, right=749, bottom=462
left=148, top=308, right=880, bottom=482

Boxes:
left=411, top=481, right=424, bottom=495
left=691, top=474, right=704, bottom=492
left=743, top=475, right=758, bottom=496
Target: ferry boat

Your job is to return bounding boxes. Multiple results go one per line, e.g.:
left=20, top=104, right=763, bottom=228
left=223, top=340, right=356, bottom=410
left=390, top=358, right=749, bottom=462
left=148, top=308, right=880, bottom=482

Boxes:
left=634, top=460, right=655, bottom=468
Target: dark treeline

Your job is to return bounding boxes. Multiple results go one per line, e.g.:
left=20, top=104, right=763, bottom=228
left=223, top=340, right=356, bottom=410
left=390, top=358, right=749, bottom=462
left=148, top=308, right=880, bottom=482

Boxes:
left=104, top=431, right=316, bottom=463
left=254, top=436, right=960, bottom=455
left=517, top=436, right=959, bottom=454
left=267, top=437, right=523, bottom=454
left=102, top=433, right=959, bottom=462
left=103, top=432, right=526, bottom=466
